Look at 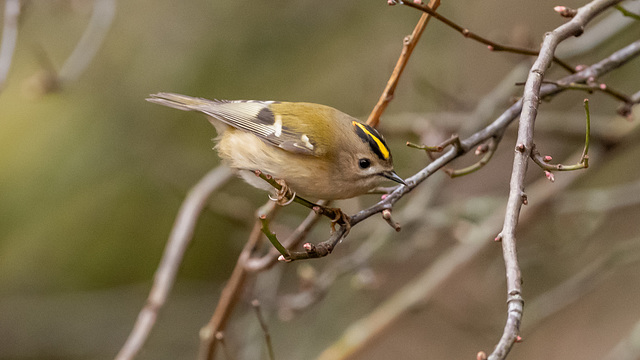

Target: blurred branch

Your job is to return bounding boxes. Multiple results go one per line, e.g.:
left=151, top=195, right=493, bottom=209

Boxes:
left=526, top=237, right=640, bottom=331
left=367, top=0, right=441, bottom=128
left=115, top=166, right=233, bottom=360
left=604, top=314, right=640, bottom=360
left=614, top=4, right=640, bottom=20
left=558, top=180, right=640, bottom=213
left=251, top=299, right=276, bottom=360
left=0, top=0, right=20, bottom=92
left=58, top=0, right=116, bottom=83
left=491, top=1, right=624, bottom=359
left=198, top=201, right=278, bottom=360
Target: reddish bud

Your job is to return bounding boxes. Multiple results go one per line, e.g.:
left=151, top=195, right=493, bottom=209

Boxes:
left=545, top=170, right=555, bottom=182
left=477, top=351, right=488, bottom=360
left=554, top=6, right=577, bottom=17
left=575, top=64, right=586, bottom=71
left=599, top=83, right=607, bottom=90
left=543, top=155, right=553, bottom=162
left=475, top=144, right=489, bottom=155
left=516, top=335, right=523, bottom=343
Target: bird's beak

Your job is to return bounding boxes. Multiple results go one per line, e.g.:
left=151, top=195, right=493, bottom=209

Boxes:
left=381, top=171, right=406, bottom=186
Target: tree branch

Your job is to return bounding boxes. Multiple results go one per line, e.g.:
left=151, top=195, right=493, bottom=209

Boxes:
left=490, top=1, right=624, bottom=358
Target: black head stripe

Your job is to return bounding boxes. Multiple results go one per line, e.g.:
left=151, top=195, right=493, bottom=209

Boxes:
left=352, top=121, right=391, bottom=160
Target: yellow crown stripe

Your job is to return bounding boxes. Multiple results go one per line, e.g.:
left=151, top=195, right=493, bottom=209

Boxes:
left=352, top=121, right=390, bottom=160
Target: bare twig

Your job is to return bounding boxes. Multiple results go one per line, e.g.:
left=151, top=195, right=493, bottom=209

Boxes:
left=400, top=0, right=575, bottom=72
left=251, top=299, right=276, bottom=360
left=490, top=1, right=623, bottom=359
left=115, top=166, right=233, bottom=360
left=0, top=0, right=20, bottom=92
left=244, top=204, right=325, bottom=272
left=530, top=99, right=591, bottom=173
left=367, top=0, right=441, bottom=128
left=445, top=136, right=501, bottom=178
left=259, top=214, right=291, bottom=261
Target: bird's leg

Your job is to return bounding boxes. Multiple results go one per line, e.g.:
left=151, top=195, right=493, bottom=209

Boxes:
left=312, top=204, right=351, bottom=236
left=269, top=179, right=296, bottom=206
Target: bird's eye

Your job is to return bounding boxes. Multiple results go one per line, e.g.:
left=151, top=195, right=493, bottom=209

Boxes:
left=358, top=158, right=371, bottom=169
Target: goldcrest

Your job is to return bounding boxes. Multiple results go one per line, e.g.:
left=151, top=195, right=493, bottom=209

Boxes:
left=147, top=93, right=405, bottom=200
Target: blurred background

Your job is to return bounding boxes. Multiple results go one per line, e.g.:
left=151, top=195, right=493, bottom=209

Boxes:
left=1, top=0, right=639, bottom=359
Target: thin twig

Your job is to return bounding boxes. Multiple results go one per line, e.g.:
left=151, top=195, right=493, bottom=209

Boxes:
left=115, top=166, right=233, bottom=360
left=244, top=204, right=325, bottom=272
left=445, top=136, right=501, bottom=178
left=400, top=0, right=575, bottom=72
left=0, top=0, right=20, bottom=92
left=251, top=299, right=276, bottom=360
left=367, top=0, right=441, bottom=128
left=530, top=99, right=591, bottom=173
left=259, top=214, right=291, bottom=261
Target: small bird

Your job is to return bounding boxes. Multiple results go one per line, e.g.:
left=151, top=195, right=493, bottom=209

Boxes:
left=147, top=93, right=405, bottom=201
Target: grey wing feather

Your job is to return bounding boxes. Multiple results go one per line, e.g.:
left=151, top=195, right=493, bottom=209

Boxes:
left=147, top=92, right=316, bottom=156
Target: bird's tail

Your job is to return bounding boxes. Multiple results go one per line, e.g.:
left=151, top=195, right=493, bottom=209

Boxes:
left=146, top=92, right=217, bottom=112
